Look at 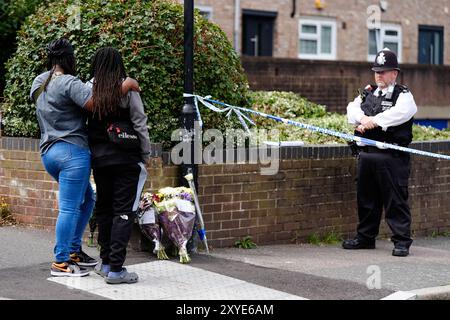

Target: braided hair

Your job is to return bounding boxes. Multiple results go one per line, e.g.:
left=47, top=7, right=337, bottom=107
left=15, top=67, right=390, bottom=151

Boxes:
left=90, top=47, right=127, bottom=119
left=43, top=38, right=76, bottom=91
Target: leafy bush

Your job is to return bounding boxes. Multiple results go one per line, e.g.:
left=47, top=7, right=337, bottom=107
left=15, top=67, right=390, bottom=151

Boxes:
left=249, top=91, right=450, bottom=145
left=277, top=113, right=450, bottom=145
left=249, top=90, right=326, bottom=127
left=274, top=113, right=352, bottom=145
left=0, top=0, right=42, bottom=94
left=1, top=0, right=249, bottom=147
left=0, top=0, right=42, bottom=36
left=412, top=125, right=450, bottom=141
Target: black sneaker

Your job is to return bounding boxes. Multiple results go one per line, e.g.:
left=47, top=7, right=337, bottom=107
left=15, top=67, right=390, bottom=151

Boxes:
left=50, top=261, right=90, bottom=277
left=70, top=250, right=98, bottom=267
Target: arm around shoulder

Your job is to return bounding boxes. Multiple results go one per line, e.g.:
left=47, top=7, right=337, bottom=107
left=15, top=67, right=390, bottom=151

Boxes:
left=66, top=76, right=93, bottom=110
left=122, top=77, right=141, bottom=94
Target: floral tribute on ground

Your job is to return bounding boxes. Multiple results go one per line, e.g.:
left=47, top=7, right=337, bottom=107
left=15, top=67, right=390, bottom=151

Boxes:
left=137, top=187, right=196, bottom=263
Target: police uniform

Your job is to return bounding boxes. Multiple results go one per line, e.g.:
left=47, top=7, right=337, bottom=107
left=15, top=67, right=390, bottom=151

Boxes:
left=343, top=49, right=418, bottom=257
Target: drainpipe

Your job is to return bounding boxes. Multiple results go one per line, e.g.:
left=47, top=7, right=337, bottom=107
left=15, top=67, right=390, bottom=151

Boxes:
left=234, top=0, right=240, bottom=54
left=291, top=0, right=296, bottom=18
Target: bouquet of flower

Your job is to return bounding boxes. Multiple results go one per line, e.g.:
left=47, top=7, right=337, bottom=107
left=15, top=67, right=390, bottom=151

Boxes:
left=152, top=187, right=196, bottom=263
left=137, top=192, right=169, bottom=260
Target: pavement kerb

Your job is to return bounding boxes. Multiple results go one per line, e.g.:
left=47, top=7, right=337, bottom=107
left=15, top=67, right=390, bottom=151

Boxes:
left=381, top=291, right=417, bottom=300
left=409, top=285, right=450, bottom=300
left=381, top=285, right=450, bottom=300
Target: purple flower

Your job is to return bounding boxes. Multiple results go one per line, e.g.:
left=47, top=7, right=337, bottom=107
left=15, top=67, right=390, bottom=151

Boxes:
left=180, top=192, right=193, bottom=202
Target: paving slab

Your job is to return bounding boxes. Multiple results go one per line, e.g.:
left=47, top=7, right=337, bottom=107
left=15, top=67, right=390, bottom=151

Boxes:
left=1, top=226, right=449, bottom=300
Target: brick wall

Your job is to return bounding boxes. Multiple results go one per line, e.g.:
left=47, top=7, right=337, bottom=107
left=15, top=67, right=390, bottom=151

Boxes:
left=2, top=137, right=450, bottom=248
left=242, top=57, right=450, bottom=114
left=0, top=138, right=173, bottom=228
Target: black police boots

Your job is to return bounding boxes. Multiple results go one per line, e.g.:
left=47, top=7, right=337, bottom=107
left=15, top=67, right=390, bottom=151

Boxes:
left=392, top=247, right=409, bottom=257
left=342, top=238, right=376, bottom=250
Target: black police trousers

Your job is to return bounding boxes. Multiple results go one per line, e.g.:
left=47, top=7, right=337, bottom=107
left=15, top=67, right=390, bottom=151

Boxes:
left=356, top=149, right=413, bottom=248
left=93, top=162, right=147, bottom=272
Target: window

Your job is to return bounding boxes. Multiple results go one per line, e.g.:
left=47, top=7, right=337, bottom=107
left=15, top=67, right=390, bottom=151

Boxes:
left=419, top=25, right=443, bottom=65
left=299, top=17, right=336, bottom=60
left=368, top=24, right=402, bottom=62
left=195, top=5, right=213, bottom=20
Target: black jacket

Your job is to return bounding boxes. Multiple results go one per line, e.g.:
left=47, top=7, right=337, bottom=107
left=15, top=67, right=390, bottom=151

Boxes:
left=88, top=90, right=151, bottom=168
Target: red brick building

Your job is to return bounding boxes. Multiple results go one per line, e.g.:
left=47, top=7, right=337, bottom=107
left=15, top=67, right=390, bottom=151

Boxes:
left=177, top=0, right=450, bottom=127
left=182, top=0, right=450, bottom=65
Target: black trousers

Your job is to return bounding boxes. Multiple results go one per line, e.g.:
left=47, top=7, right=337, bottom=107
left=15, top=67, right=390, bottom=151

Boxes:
left=356, top=150, right=413, bottom=248
left=93, top=162, right=147, bottom=272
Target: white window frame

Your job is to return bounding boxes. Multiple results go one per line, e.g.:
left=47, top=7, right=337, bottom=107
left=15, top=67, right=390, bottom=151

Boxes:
left=195, top=5, right=213, bottom=20
left=368, top=24, right=402, bottom=62
left=298, top=16, right=337, bottom=60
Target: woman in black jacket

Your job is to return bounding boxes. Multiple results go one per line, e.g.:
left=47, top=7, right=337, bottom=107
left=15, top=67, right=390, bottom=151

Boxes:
left=88, top=47, right=151, bottom=284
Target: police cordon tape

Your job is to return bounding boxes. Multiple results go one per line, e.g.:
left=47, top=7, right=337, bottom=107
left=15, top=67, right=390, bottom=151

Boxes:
left=183, top=93, right=450, bottom=161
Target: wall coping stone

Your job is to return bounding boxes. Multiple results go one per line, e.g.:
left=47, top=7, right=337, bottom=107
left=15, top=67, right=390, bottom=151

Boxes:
left=2, top=137, right=450, bottom=164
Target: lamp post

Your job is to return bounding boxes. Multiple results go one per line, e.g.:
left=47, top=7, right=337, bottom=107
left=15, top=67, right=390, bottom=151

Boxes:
left=181, top=0, right=198, bottom=191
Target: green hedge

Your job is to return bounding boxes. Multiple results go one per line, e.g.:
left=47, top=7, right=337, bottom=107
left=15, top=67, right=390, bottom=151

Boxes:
left=248, top=90, right=326, bottom=126
left=0, top=0, right=43, bottom=93
left=249, top=91, right=450, bottom=145
left=1, top=0, right=249, bottom=147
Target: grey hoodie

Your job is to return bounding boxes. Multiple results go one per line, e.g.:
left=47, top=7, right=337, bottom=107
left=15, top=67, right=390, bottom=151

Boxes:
left=30, top=71, right=92, bottom=154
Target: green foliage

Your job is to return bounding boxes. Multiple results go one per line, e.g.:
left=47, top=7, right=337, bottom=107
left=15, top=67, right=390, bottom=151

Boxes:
left=307, top=233, right=321, bottom=245
left=307, top=230, right=343, bottom=245
left=430, top=230, right=450, bottom=238
left=249, top=90, right=326, bottom=127
left=322, top=230, right=343, bottom=244
left=0, top=0, right=42, bottom=94
left=412, top=125, right=450, bottom=142
left=275, top=113, right=352, bottom=145
left=0, top=0, right=42, bottom=35
left=0, top=196, right=15, bottom=226
left=248, top=91, right=350, bottom=144
left=1, top=0, right=249, bottom=146
left=0, top=197, right=10, bottom=218
left=250, top=91, right=450, bottom=145
left=234, top=236, right=257, bottom=249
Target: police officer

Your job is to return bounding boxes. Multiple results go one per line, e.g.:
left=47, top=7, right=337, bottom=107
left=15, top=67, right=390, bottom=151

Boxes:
left=342, top=48, right=417, bottom=257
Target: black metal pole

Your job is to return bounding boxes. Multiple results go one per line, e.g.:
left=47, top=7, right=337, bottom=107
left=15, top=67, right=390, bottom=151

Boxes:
left=184, top=0, right=194, bottom=96
left=181, top=0, right=198, bottom=190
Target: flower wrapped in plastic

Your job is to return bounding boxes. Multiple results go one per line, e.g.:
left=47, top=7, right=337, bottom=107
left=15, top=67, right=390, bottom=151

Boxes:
left=137, top=192, right=169, bottom=260
left=153, top=187, right=196, bottom=263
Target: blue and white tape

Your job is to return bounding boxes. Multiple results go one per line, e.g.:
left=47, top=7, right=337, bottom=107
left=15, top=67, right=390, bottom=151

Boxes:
left=184, top=94, right=255, bottom=133
left=184, top=93, right=450, bottom=161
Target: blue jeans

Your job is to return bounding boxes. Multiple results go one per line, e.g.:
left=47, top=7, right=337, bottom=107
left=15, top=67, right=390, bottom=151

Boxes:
left=41, top=141, right=95, bottom=263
